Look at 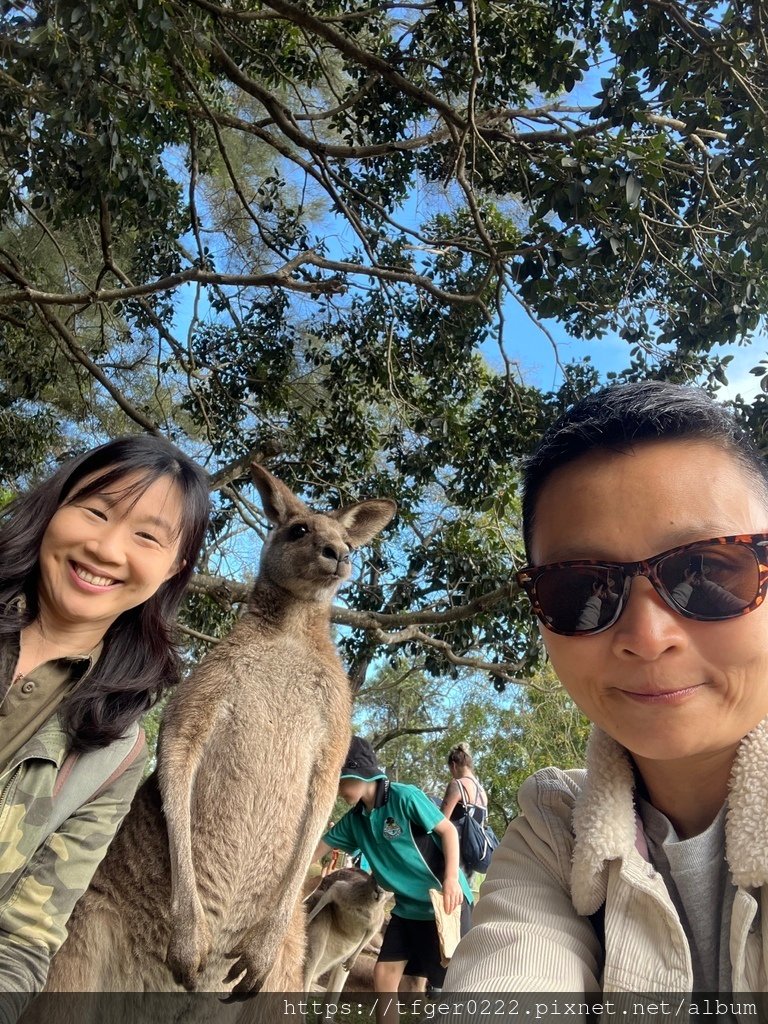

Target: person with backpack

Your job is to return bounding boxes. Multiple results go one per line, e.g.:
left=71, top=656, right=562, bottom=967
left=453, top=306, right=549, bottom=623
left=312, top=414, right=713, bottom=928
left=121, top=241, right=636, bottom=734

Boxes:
left=0, top=436, right=210, bottom=1007
left=314, top=736, right=473, bottom=1022
left=440, top=743, right=496, bottom=879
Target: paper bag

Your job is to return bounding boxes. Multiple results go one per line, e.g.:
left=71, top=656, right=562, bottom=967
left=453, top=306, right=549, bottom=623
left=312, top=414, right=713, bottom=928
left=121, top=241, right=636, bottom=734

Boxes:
left=429, top=888, right=462, bottom=966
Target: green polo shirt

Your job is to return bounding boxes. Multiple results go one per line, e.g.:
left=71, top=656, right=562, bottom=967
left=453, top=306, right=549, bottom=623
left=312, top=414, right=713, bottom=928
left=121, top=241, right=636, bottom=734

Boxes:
left=323, top=780, right=473, bottom=920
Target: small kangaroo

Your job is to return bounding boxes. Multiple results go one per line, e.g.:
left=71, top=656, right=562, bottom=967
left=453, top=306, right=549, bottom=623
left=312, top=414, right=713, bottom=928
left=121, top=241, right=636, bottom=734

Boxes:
left=37, top=464, right=396, bottom=997
left=304, top=868, right=390, bottom=998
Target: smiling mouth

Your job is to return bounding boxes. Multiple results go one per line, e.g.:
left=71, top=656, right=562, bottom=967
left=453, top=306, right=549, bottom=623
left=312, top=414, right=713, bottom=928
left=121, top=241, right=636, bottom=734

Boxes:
left=71, top=562, right=121, bottom=588
left=621, top=684, right=703, bottom=704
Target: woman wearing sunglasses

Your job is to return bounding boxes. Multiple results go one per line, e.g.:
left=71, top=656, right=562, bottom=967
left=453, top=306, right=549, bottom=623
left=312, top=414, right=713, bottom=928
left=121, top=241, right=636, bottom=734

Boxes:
left=445, top=381, right=768, bottom=996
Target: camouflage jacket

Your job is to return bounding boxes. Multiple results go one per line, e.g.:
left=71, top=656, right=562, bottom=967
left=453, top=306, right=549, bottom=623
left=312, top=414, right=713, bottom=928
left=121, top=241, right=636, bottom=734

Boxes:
left=0, top=711, right=145, bottom=1001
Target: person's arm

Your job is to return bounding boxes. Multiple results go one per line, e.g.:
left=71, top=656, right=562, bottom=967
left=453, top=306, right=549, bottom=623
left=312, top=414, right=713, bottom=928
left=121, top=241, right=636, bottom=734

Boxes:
left=317, top=811, right=358, bottom=862
left=443, top=769, right=602, bottom=992
left=0, top=748, right=145, bottom=1012
left=671, top=578, right=694, bottom=608
left=313, top=839, right=333, bottom=864
left=440, top=779, right=462, bottom=819
left=575, top=594, right=602, bottom=631
left=432, top=817, right=464, bottom=914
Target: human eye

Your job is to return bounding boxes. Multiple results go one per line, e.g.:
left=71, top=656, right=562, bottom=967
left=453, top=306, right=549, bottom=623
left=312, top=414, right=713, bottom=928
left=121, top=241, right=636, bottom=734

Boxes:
left=136, top=530, right=162, bottom=545
left=80, top=504, right=108, bottom=521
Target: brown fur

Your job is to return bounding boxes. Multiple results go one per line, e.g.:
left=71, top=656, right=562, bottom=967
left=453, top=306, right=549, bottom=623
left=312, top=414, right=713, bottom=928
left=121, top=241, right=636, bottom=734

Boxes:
left=40, top=464, right=396, bottom=997
left=304, top=868, right=390, bottom=996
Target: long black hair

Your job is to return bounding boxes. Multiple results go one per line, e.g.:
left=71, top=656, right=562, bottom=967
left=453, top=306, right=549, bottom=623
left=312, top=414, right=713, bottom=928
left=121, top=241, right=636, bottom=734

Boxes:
left=0, top=435, right=210, bottom=750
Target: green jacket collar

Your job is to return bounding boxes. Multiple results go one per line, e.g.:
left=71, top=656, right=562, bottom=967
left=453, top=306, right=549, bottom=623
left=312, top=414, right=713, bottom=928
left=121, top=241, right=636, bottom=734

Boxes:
left=0, top=713, right=68, bottom=778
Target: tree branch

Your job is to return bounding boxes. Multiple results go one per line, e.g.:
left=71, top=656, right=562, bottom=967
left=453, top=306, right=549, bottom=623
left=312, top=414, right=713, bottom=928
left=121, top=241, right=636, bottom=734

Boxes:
left=253, top=0, right=466, bottom=130
left=188, top=571, right=517, bottom=625
left=372, top=726, right=448, bottom=750
left=370, top=625, right=525, bottom=682
left=0, top=257, right=162, bottom=434
left=0, top=256, right=345, bottom=306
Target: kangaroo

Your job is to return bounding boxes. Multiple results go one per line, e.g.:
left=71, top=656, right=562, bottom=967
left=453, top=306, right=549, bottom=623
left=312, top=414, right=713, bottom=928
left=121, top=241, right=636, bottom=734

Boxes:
left=304, top=868, right=390, bottom=997
left=36, top=463, right=396, bottom=998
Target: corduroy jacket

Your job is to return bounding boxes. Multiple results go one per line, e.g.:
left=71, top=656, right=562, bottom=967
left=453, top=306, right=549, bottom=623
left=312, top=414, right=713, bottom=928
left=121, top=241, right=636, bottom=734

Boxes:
left=445, top=719, right=768, bottom=995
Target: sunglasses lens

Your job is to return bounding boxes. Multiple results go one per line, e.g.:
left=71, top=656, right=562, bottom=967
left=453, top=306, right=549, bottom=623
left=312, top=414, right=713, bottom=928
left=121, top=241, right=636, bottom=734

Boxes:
left=535, top=565, right=625, bottom=634
left=658, top=542, right=759, bottom=619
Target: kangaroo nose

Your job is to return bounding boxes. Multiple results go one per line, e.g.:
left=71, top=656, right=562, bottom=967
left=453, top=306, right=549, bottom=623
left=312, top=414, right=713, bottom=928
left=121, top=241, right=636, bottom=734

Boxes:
left=322, top=545, right=349, bottom=564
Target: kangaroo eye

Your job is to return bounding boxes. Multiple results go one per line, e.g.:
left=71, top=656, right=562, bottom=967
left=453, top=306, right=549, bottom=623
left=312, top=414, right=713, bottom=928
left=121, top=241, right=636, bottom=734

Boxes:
left=287, top=523, right=309, bottom=541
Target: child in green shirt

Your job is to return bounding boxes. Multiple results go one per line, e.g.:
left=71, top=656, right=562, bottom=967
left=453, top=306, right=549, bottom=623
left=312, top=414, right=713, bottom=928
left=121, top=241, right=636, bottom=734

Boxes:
left=314, top=737, right=473, bottom=1018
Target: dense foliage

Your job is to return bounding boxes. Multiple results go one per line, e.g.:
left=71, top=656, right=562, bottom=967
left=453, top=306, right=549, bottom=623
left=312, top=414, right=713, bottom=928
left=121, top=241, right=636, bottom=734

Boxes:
left=354, top=661, right=590, bottom=831
left=1, top=0, right=767, bottom=686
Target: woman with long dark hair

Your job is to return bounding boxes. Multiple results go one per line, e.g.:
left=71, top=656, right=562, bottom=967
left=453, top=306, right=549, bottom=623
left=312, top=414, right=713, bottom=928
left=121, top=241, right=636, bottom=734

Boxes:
left=0, top=435, right=210, bottom=999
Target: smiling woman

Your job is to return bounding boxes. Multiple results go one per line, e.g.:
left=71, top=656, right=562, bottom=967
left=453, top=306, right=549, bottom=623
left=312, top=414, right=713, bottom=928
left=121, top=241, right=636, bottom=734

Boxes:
left=36, top=473, right=186, bottom=652
left=0, top=436, right=210, bottom=1006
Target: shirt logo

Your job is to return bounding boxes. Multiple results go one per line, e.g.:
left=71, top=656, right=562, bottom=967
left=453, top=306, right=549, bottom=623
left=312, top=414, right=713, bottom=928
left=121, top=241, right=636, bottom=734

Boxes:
left=383, top=816, right=403, bottom=840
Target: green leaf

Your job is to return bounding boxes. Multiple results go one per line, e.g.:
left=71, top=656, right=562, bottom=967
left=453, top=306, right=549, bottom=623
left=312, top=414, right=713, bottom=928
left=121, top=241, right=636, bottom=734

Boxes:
left=625, top=175, right=641, bottom=207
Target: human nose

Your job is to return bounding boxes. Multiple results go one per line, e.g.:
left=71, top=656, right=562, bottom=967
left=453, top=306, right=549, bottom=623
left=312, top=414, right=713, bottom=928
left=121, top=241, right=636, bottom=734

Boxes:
left=82, top=523, right=128, bottom=566
left=609, top=575, right=688, bottom=660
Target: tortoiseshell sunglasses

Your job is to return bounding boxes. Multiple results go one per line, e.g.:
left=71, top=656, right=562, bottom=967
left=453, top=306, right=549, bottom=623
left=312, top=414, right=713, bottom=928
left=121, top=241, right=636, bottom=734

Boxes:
left=515, top=534, right=768, bottom=637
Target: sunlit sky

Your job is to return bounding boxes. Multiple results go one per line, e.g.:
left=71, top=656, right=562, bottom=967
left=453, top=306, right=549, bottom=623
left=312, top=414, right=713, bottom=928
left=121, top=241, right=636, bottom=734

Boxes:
left=484, top=301, right=766, bottom=404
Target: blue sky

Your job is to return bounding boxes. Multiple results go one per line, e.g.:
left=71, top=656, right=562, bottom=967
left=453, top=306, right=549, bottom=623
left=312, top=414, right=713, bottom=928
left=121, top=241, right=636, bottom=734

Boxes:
left=481, top=296, right=766, bottom=403
left=166, top=30, right=767, bottom=411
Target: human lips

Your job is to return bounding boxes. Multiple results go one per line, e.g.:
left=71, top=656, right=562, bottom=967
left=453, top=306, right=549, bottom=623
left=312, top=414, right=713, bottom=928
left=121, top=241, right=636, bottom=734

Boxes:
left=618, top=683, right=705, bottom=705
left=69, top=561, right=123, bottom=590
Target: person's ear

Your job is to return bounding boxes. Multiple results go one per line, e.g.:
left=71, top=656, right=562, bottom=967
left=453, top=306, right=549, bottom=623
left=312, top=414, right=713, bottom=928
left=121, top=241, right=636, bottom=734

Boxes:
left=164, top=557, right=186, bottom=582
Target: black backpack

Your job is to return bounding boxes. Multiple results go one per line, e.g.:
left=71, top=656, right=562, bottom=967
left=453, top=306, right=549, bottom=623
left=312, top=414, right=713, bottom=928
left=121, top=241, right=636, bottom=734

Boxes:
left=456, top=778, right=500, bottom=873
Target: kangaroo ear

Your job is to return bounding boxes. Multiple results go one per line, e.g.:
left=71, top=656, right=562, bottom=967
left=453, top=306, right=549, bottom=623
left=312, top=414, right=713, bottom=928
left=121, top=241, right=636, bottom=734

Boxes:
left=250, top=463, right=310, bottom=525
left=331, top=499, right=397, bottom=548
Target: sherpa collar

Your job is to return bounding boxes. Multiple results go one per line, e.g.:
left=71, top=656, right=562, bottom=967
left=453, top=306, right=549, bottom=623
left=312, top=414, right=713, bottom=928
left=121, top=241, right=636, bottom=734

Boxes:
left=570, top=717, right=768, bottom=914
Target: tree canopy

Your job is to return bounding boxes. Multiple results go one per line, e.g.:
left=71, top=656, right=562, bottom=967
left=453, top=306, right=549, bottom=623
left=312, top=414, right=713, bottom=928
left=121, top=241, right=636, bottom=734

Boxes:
left=1, top=0, right=767, bottom=687
left=351, top=659, right=590, bottom=832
